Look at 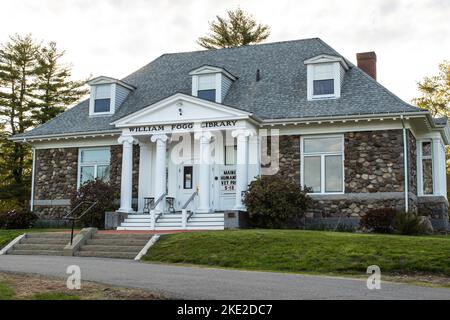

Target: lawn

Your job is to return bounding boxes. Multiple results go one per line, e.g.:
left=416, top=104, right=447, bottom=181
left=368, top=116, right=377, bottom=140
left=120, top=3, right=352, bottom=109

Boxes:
left=143, top=229, right=450, bottom=277
left=0, top=228, right=73, bottom=250
left=0, top=272, right=165, bottom=300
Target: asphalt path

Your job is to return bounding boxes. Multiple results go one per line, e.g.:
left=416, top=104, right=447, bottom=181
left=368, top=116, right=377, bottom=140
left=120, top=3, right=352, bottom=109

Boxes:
left=1, top=255, right=449, bottom=300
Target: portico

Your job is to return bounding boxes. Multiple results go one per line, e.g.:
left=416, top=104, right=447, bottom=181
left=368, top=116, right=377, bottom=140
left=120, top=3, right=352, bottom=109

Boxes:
left=112, top=93, right=260, bottom=223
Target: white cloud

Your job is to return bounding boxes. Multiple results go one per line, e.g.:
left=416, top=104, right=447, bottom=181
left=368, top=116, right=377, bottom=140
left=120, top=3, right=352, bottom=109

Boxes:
left=1, top=0, right=448, bottom=102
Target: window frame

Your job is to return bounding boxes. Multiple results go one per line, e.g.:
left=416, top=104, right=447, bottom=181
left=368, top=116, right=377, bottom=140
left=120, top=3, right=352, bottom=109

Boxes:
left=306, top=62, right=342, bottom=101
left=77, top=147, right=111, bottom=189
left=89, top=84, right=115, bottom=116
left=417, top=140, right=434, bottom=196
left=300, top=134, right=345, bottom=195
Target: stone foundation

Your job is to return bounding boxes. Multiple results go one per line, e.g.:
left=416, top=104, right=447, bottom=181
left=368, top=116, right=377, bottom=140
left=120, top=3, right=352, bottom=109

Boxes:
left=417, top=196, right=449, bottom=231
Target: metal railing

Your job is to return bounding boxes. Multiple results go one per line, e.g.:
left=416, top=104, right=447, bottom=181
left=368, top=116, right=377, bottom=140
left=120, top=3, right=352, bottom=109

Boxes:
left=152, top=193, right=167, bottom=223
left=63, top=201, right=98, bottom=245
left=182, top=191, right=198, bottom=222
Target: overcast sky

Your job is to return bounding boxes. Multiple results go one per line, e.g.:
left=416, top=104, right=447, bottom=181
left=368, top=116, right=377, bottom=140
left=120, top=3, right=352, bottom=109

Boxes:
left=1, top=0, right=449, bottom=103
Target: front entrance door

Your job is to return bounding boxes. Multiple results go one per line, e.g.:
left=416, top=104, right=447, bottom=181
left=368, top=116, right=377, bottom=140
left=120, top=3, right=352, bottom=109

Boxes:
left=176, top=161, right=198, bottom=210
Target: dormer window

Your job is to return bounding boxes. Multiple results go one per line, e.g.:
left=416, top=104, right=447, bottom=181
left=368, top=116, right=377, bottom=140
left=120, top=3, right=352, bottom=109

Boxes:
left=88, top=76, right=135, bottom=116
left=93, top=84, right=111, bottom=113
left=189, top=65, right=237, bottom=103
left=313, top=64, right=334, bottom=96
left=197, top=75, right=216, bottom=102
left=304, top=55, right=349, bottom=101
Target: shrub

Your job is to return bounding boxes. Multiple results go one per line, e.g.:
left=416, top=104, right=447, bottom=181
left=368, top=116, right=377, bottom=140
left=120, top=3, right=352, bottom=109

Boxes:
left=70, top=179, right=116, bottom=228
left=359, top=207, right=397, bottom=233
left=243, top=175, right=313, bottom=228
left=335, top=223, right=356, bottom=233
left=394, top=212, right=427, bottom=235
left=0, top=209, right=38, bottom=229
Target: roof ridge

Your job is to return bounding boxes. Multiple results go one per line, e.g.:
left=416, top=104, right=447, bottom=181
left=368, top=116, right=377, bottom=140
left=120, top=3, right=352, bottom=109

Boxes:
left=160, top=37, right=321, bottom=56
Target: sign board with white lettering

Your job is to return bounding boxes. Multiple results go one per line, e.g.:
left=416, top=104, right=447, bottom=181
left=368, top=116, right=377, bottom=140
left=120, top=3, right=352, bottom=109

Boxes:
left=220, top=169, right=236, bottom=192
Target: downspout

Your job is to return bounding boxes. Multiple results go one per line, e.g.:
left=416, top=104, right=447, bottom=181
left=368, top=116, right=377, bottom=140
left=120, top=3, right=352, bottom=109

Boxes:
left=30, top=147, right=36, bottom=212
left=400, top=115, right=409, bottom=213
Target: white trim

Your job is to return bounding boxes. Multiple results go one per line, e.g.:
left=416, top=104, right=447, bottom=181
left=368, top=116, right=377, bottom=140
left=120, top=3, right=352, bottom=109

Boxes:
left=77, top=146, right=111, bottom=189
left=111, top=93, right=252, bottom=127
left=88, top=76, right=136, bottom=91
left=89, top=84, right=114, bottom=116
left=30, top=148, right=36, bottom=212
left=304, top=54, right=349, bottom=70
left=134, top=235, right=160, bottom=260
left=189, top=65, right=237, bottom=81
left=401, top=116, right=409, bottom=212
left=300, top=134, right=345, bottom=195
left=0, top=234, right=26, bottom=255
left=417, top=139, right=434, bottom=196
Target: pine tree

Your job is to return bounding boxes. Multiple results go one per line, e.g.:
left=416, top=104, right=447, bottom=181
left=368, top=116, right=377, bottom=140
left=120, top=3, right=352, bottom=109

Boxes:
left=32, top=42, right=88, bottom=125
left=197, top=8, right=270, bottom=49
left=0, top=34, right=39, bottom=192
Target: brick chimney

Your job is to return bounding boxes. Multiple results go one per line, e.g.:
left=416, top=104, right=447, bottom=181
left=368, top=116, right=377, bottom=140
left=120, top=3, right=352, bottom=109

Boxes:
left=356, top=52, right=377, bottom=80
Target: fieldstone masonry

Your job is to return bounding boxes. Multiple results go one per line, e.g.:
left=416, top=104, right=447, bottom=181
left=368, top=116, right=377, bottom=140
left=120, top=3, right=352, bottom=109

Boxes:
left=34, top=148, right=78, bottom=218
left=33, top=145, right=141, bottom=219
left=273, top=129, right=448, bottom=222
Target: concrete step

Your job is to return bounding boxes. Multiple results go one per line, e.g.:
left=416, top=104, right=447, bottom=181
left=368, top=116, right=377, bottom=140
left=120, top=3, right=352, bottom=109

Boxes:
left=124, top=218, right=151, bottom=223
left=79, top=245, right=143, bottom=252
left=26, top=232, right=72, bottom=238
left=13, top=244, right=64, bottom=251
left=188, top=221, right=224, bottom=226
left=75, top=251, right=137, bottom=259
left=86, top=238, right=149, bottom=246
left=21, top=238, right=69, bottom=245
left=189, top=217, right=224, bottom=222
left=9, top=249, right=64, bottom=256
left=93, top=234, right=151, bottom=240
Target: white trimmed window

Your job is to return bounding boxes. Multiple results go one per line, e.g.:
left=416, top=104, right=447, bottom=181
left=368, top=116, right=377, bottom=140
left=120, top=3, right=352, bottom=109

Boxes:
left=78, top=147, right=111, bottom=188
left=301, top=135, right=344, bottom=194
left=304, top=55, right=349, bottom=101
left=417, top=140, right=433, bottom=195
left=197, top=74, right=217, bottom=102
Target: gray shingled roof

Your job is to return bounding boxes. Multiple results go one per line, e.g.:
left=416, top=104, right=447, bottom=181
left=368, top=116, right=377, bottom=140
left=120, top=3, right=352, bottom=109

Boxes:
left=15, top=37, right=427, bottom=139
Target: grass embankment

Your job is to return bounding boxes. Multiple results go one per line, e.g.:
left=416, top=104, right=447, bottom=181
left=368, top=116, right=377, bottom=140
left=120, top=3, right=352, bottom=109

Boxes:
left=143, top=229, right=450, bottom=278
left=0, top=272, right=165, bottom=300
left=0, top=228, right=73, bottom=249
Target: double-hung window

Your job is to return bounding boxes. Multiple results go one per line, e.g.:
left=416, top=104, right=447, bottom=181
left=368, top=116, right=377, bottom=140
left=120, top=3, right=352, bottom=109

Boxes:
left=301, top=135, right=344, bottom=194
left=78, top=147, right=111, bottom=187
left=93, top=84, right=111, bottom=113
left=312, top=63, right=335, bottom=97
left=197, top=74, right=216, bottom=102
left=418, top=141, right=433, bottom=195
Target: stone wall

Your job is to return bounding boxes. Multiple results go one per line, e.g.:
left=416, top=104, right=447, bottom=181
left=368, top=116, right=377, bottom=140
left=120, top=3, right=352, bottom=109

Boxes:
left=33, top=148, right=78, bottom=218
left=271, top=135, right=300, bottom=184
left=345, top=130, right=404, bottom=193
left=408, top=130, right=417, bottom=195
left=271, top=129, right=420, bottom=218
left=33, top=144, right=141, bottom=219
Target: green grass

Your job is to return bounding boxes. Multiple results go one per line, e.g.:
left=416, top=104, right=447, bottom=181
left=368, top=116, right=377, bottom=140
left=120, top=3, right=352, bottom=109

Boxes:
left=143, top=229, right=450, bottom=277
left=31, top=292, right=80, bottom=300
left=0, top=282, right=15, bottom=300
left=0, top=228, right=73, bottom=249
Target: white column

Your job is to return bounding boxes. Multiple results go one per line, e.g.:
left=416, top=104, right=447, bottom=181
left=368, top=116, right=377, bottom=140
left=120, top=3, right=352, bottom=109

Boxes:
left=137, top=139, right=153, bottom=212
left=232, top=129, right=252, bottom=210
left=194, top=131, right=213, bottom=213
left=432, top=138, right=444, bottom=196
left=118, top=136, right=136, bottom=213
left=151, top=134, right=168, bottom=212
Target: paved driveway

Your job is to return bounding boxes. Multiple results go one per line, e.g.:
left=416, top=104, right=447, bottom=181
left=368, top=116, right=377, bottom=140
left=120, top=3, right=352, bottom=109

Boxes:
left=0, top=255, right=449, bottom=299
